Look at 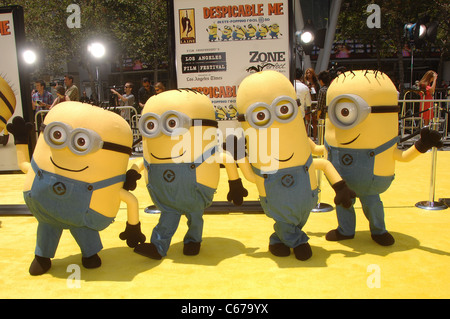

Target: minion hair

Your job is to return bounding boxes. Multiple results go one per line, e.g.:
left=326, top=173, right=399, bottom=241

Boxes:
left=0, top=73, right=18, bottom=97
left=362, top=69, right=385, bottom=79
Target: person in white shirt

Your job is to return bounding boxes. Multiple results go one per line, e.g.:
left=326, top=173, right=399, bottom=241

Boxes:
left=294, top=68, right=311, bottom=118
left=111, top=82, right=135, bottom=122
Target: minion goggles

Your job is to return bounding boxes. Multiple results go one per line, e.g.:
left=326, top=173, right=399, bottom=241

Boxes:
left=139, top=110, right=218, bottom=138
left=41, top=122, right=132, bottom=156
left=327, top=94, right=400, bottom=129
left=237, top=96, right=303, bottom=129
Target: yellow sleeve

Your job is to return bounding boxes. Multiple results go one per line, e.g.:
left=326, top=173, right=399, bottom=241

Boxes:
left=313, top=158, right=342, bottom=185
left=393, top=145, right=421, bottom=162
left=119, top=189, right=140, bottom=225
left=309, top=139, right=325, bottom=156
left=16, top=144, right=31, bottom=174
left=130, top=158, right=144, bottom=173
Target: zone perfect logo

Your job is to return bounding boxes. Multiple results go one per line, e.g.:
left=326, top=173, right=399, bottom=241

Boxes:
left=249, top=51, right=286, bottom=63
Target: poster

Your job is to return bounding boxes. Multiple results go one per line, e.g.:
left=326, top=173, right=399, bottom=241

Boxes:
left=0, top=6, right=31, bottom=172
left=171, top=1, right=293, bottom=122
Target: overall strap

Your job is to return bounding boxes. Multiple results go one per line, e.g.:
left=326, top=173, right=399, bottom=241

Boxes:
left=324, top=137, right=398, bottom=157
left=32, top=159, right=124, bottom=190
left=304, top=154, right=313, bottom=173
left=144, top=158, right=150, bottom=171
left=144, top=146, right=217, bottom=170
left=89, top=174, right=125, bottom=190
left=252, top=154, right=313, bottom=176
left=373, top=136, right=399, bottom=156
left=324, top=139, right=333, bottom=153
left=31, top=159, right=40, bottom=175
left=192, top=145, right=217, bottom=168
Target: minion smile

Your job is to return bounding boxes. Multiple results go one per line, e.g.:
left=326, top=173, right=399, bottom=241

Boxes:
left=50, top=157, right=88, bottom=172
left=275, top=153, right=294, bottom=162
left=151, top=150, right=186, bottom=160
left=341, top=134, right=360, bottom=145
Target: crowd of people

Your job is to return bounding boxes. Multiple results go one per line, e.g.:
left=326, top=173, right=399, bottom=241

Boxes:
left=31, top=68, right=445, bottom=139
left=31, top=75, right=80, bottom=112
left=32, top=75, right=166, bottom=124
left=295, top=67, right=336, bottom=141
left=294, top=65, right=447, bottom=141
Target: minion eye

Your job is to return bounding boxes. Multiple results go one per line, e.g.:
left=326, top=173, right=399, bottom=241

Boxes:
left=275, top=101, right=295, bottom=120
left=335, top=101, right=358, bottom=125
left=164, top=115, right=180, bottom=132
left=139, top=113, right=161, bottom=138
left=72, top=132, right=91, bottom=152
left=251, top=107, right=271, bottom=127
left=49, top=126, right=67, bottom=145
left=144, top=117, right=159, bottom=134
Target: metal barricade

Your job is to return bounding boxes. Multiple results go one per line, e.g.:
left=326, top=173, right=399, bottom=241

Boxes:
left=103, top=106, right=142, bottom=155
left=399, top=98, right=450, bottom=148
left=400, top=90, right=423, bottom=145
left=305, top=101, right=317, bottom=139
left=34, top=110, right=49, bottom=139
left=415, top=101, right=448, bottom=211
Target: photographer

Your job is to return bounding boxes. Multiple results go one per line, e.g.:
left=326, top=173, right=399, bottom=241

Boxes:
left=111, top=82, right=135, bottom=121
left=32, top=80, right=54, bottom=112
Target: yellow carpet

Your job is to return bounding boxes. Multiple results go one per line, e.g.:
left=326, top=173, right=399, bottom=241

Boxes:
left=0, top=151, right=449, bottom=299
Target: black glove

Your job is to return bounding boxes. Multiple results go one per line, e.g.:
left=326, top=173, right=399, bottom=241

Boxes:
left=6, top=116, right=34, bottom=145
left=332, top=180, right=356, bottom=209
left=119, top=222, right=146, bottom=248
left=227, top=178, right=248, bottom=206
left=123, top=169, right=141, bottom=191
left=415, top=127, right=443, bottom=153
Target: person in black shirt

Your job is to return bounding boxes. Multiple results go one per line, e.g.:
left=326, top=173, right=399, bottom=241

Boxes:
left=137, top=78, right=155, bottom=112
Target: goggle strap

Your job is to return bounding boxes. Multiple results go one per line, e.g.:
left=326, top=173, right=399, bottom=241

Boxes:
left=102, top=142, right=132, bottom=155
left=370, top=105, right=400, bottom=113
left=191, top=119, right=218, bottom=128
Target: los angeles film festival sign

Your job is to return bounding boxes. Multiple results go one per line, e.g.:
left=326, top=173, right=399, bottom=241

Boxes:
left=172, top=1, right=293, bottom=122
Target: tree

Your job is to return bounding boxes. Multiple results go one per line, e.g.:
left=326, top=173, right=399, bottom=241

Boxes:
left=336, top=0, right=449, bottom=96
left=0, top=0, right=169, bottom=100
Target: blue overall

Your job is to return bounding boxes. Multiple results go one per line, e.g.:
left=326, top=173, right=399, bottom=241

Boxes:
left=144, top=148, right=217, bottom=256
left=325, top=137, right=399, bottom=236
left=24, top=160, right=123, bottom=258
left=252, top=155, right=318, bottom=248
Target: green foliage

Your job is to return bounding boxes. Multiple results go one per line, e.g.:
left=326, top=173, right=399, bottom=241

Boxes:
left=0, top=0, right=169, bottom=75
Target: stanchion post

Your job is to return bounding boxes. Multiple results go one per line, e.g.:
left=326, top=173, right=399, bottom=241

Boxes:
left=312, top=118, right=333, bottom=213
left=415, top=101, right=447, bottom=210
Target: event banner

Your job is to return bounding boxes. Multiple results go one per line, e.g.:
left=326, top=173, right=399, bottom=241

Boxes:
left=172, top=0, right=292, bottom=121
left=0, top=6, right=27, bottom=172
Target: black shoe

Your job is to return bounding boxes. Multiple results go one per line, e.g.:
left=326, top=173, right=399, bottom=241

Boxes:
left=134, top=243, right=163, bottom=260
left=293, top=242, right=312, bottom=261
left=269, top=243, right=291, bottom=257
left=325, top=229, right=355, bottom=241
left=82, top=253, right=102, bottom=269
left=371, top=232, right=395, bottom=246
left=29, top=255, right=51, bottom=276
left=183, top=242, right=201, bottom=256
